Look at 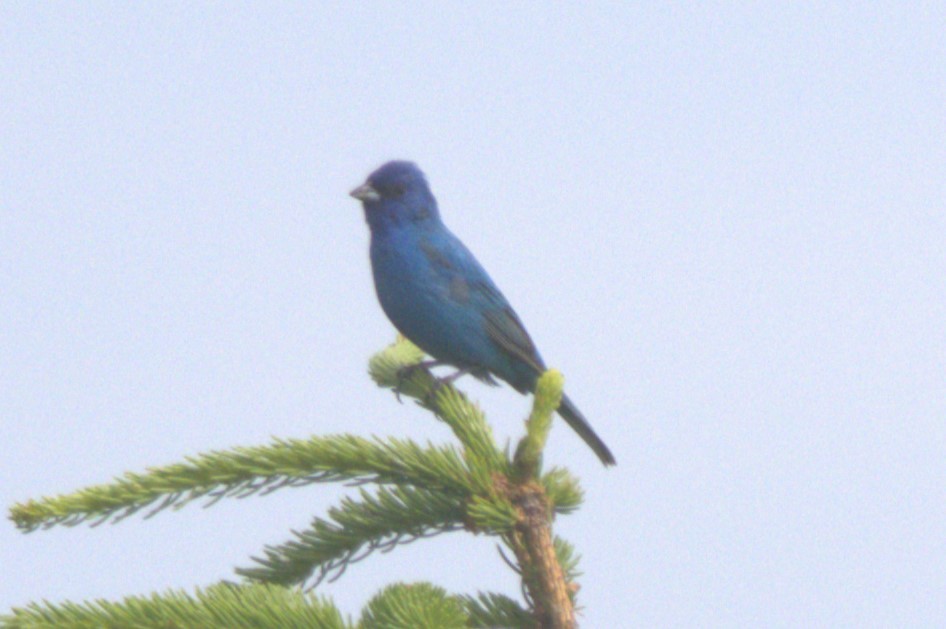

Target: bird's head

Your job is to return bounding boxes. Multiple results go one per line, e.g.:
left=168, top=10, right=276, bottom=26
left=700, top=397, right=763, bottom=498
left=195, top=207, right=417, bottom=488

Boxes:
left=350, top=161, right=440, bottom=232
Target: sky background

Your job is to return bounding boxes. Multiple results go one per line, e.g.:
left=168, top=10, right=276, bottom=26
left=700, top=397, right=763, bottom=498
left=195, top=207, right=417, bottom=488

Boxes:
left=2, top=3, right=945, bottom=626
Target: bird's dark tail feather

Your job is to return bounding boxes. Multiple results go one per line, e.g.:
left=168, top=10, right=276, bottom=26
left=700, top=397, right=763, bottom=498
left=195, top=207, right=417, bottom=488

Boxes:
left=558, top=394, right=616, bottom=466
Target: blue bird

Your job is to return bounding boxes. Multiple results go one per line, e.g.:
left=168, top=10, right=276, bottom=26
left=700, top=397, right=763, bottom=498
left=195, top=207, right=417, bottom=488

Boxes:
left=351, top=161, right=615, bottom=466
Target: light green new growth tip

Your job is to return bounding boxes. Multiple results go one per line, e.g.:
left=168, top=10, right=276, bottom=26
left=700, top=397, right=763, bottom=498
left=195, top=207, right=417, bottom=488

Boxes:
left=515, top=369, right=565, bottom=477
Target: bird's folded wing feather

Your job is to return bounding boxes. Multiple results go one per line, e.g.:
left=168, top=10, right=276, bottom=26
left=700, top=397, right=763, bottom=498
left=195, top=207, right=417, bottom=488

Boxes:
left=481, top=293, right=544, bottom=374
left=423, top=232, right=545, bottom=376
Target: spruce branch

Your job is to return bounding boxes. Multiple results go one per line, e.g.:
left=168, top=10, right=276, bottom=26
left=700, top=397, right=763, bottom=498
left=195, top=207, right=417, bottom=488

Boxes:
left=540, top=466, right=584, bottom=514
left=361, top=583, right=467, bottom=629
left=553, top=536, right=583, bottom=586
left=0, top=583, right=349, bottom=629
left=10, top=435, right=473, bottom=532
left=425, top=384, right=509, bottom=487
left=369, top=336, right=508, bottom=485
left=237, top=485, right=467, bottom=588
left=461, top=591, right=533, bottom=628
left=465, top=493, right=520, bottom=532
left=7, top=338, right=593, bottom=628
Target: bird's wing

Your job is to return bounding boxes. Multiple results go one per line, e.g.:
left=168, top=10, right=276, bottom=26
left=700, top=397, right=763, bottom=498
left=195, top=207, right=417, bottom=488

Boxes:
left=421, top=231, right=545, bottom=382
left=478, top=284, right=545, bottom=375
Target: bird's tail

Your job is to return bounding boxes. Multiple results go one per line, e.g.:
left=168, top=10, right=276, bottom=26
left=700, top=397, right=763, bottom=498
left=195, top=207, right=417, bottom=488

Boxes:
left=558, top=394, right=616, bottom=466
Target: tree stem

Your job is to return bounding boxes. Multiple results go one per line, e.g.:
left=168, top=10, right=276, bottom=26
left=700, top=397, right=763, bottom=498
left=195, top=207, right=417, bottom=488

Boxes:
left=503, top=478, right=575, bottom=629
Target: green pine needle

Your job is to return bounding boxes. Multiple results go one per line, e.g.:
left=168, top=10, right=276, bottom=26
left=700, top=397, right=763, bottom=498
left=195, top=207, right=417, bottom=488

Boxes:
left=466, top=494, right=519, bottom=532
left=553, top=536, right=583, bottom=585
left=368, top=336, right=508, bottom=482
left=237, top=485, right=467, bottom=587
left=541, top=467, right=584, bottom=513
left=361, top=583, right=467, bottom=629
left=10, top=435, right=473, bottom=532
left=462, top=591, right=533, bottom=628
left=0, top=583, right=349, bottom=629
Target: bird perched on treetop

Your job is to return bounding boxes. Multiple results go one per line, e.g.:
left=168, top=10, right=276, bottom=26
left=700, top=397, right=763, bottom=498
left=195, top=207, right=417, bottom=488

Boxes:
left=350, top=161, right=615, bottom=466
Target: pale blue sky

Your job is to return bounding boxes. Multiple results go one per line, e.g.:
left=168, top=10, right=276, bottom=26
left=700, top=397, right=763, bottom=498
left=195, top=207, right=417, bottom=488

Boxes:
left=2, top=3, right=945, bottom=626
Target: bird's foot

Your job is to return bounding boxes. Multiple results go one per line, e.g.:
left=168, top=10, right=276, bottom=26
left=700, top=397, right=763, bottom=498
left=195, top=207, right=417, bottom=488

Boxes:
left=394, top=360, right=444, bottom=402
left=422, top=367, right=473, bottom=404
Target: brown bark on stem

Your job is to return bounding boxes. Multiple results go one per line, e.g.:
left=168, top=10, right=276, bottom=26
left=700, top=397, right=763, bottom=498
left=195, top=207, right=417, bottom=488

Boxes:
left=499, top=476, right=576, bottom=629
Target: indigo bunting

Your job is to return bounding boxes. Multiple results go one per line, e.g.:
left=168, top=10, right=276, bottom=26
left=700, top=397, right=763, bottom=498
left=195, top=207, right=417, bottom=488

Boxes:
left=351, top=161, right=615, bottom=466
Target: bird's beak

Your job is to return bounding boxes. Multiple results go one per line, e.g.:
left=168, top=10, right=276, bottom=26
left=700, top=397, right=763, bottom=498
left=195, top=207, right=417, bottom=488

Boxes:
left=350, top=182, right=381, bottom=203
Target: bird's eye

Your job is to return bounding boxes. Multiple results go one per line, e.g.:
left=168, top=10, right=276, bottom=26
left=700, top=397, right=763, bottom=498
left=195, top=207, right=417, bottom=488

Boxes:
left=391, top=184, right=405, bottom=197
